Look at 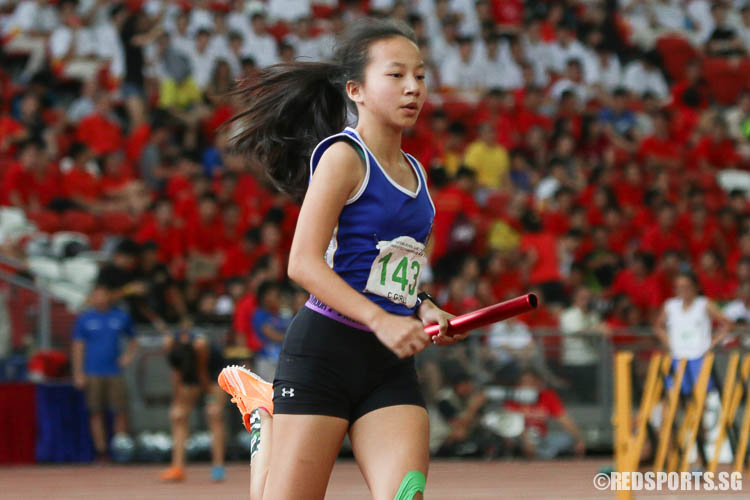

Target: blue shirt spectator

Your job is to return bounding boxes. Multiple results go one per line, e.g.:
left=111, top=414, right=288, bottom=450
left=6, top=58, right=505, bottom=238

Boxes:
left=73, top=305, right=135, bottom=376
left=252, top=281, right=287, bottom=361
left=252, top=307, right=287, bottom=361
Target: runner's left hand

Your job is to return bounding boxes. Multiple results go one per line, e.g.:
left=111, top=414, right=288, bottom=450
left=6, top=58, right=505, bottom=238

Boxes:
left=417, top=301, right=465, bottom=346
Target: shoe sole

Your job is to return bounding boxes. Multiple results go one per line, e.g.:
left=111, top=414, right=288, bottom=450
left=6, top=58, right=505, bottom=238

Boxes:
left=218, top=365, right=274, bottom=418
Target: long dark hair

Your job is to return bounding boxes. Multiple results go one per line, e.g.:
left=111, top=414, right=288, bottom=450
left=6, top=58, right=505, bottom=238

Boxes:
left=229, top=19, right=417, bottom=199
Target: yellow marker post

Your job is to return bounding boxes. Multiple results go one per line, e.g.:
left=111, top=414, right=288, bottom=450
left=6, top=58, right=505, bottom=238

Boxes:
left=654, top=358, right=685, bottom=473
left=614, top=351, right=634, bottom=500
left=707, top=351, right=739, bottom=474
left=678, top=353, right=714, bottom=473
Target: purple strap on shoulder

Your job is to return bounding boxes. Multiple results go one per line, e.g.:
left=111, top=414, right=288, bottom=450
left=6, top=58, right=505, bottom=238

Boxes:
left=304, top=295, right=372, bottom=332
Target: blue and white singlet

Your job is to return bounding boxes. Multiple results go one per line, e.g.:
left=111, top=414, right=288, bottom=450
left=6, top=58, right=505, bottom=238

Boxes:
left=308, top=126, right=436, bottom=316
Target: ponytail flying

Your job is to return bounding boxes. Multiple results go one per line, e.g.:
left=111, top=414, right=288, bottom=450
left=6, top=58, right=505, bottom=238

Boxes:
left=228, top=19, right=417, bottom=200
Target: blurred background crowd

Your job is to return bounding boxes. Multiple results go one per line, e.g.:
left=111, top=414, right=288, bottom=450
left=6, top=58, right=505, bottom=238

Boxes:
left=2, top=0, right=750, bottom=467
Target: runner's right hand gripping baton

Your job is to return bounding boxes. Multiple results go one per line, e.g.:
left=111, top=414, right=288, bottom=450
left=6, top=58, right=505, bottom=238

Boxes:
left=424, top=293, right=538, bottom=338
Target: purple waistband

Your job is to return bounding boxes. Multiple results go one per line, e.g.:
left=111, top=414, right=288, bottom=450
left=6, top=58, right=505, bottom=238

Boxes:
left=304, top=295, right=371, bottom=332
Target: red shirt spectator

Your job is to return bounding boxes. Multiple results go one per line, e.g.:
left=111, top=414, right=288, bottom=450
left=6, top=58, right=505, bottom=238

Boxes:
left=62, top=165, right=100, bottom=202
left=135, top=201, right=185, bottom=263
left=233, top=293, right=263, bottom=352
left=504, top=388, right=564, bottom=436
left=431, top=173, right=481, bottom=262
left=75, top=112, right=123, bottom=155
left=610, top=268, right=662, bottom=311
left=520, top=231, right=561, bottom=285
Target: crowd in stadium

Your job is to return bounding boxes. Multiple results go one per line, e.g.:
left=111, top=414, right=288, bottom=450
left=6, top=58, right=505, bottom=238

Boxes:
left=1, top=0, right=750, bottom=460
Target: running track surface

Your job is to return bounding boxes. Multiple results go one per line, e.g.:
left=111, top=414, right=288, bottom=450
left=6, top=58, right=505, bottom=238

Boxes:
left=1, top=459, right=747, bottom=499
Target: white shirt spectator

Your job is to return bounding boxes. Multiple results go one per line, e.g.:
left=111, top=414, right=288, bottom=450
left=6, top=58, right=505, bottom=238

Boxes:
left=560, top=306, right=601, bottom=365
left=521, top=36, right=556, bottom=81
left=209, top=33, right=234, bottom=64
left=285, top=33, right=324, bottom=61
left=267, top=0, right=311, bottom=23
left=190, top=44, right=218, bottom=89
left=188, top=7, right=214, bottom=37
left=243, top=30, right=279, bottom=68
left=665, top=296, right=712, bottom=360
left=227, top=10, right=253, bottom=40
left=450, top=0, right=480, bottom=36
left=597, top=53, right=623, bottom=92
left=430, top=32, right=458, bottom=67
left=49, top=25, right=98, bottom=60
left=623, top=61, right=668, bottom=99
left=440, top=49, right=484, bottom=91
left=535, top=176, right=560, bottom=202
left=170, top=28, right=195, bottom=59
left=687, top=0, right=715, bottom=43
left=651, top=0, right=687, bottom=31
left=95, top=22, right=125, bottom=79
left=478, top=41, right=523, bottom=90
left=547, top=38, right=591, bottom=74
left=3, top=0, right=58, bottom=36
left=724, top=299, right=750, bottom=323
left=549, top=78, right=590, bottom=104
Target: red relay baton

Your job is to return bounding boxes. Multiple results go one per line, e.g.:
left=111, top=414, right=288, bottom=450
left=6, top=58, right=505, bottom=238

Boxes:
left=424, top=293, right=538, bottom=337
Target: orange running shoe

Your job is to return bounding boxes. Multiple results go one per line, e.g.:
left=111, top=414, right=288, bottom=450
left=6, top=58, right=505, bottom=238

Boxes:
left=160, top=466, right=185, bottom=482
left=217, top=365, right=273, bottom=433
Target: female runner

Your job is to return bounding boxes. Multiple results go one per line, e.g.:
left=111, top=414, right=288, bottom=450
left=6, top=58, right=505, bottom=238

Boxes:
left=219, top=19, right=467, bottom=500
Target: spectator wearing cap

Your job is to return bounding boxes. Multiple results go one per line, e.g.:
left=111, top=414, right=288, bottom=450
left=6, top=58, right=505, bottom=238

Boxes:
left=72, top=284, right=137, bottom=459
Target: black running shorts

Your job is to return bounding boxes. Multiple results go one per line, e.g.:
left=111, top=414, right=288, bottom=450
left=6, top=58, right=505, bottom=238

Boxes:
left=272, top=305, right=425, bottom=423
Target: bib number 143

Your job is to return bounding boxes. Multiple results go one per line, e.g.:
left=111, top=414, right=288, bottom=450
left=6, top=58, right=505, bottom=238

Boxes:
left=364, top=235, right=426, bottom=308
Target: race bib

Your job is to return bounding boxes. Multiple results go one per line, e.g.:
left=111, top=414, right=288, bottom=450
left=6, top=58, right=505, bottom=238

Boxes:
left=364, top=236, right=427, bottom=308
